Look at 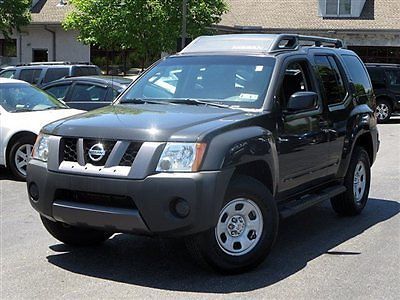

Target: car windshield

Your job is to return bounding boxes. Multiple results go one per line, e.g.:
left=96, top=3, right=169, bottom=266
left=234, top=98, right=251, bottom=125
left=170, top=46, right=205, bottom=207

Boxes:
left=0, top=83, right=68, bottom=112
left=119, top=55, right=276, bottom=109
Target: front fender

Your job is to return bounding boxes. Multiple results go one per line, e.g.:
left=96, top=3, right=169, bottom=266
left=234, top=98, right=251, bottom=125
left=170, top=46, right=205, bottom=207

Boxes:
left=201, top=126, right=278, bottom=195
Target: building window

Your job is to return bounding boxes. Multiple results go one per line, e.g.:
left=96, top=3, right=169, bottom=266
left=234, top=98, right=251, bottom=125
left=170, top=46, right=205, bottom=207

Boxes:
left=0, top=39, right=17, bottom=57
left=326, top=0, right=351, bottom=16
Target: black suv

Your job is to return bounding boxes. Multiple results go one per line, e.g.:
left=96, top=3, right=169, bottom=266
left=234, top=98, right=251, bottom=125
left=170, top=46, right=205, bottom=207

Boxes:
left=366, top=63, right=400, bottom=123
left=0, top=63, right=101, bottom=87
left=27, top=34, right=379, bottom=273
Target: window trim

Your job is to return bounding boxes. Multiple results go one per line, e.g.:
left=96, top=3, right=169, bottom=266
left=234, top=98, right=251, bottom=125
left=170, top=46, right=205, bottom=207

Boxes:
left=324, top=0, right=352, bottom=17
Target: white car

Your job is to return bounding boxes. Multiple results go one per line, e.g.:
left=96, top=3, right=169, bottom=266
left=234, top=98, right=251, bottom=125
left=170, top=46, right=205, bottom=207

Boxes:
left=0, top=78, right=83, bottom=180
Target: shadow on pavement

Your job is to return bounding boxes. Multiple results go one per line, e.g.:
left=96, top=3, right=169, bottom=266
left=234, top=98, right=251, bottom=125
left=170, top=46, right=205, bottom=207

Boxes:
left=46, top=198, right=399, bottom=293
left=0, top=167, right=15, bottom=181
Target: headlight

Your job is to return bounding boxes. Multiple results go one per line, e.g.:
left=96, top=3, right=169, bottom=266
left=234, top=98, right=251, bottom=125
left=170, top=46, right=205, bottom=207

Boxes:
left=156, top=143, right=207, bottom=172
left=32, top=134, right=50, bottom=162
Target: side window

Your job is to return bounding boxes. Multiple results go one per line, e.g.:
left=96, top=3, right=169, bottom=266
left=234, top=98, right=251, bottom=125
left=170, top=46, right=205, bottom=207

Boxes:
left=0, top=70, right=15, bottom=78
left=45, top=84, right=71, bottom=101
left=105, top=88, right=121, bottom=101
left=367, top=68, right=386, bottom=89
left=19, top=69, right=42, bottom=84
left=279, top=60, right=314, bottom=108
left=70, top=84, right=108, bottom=102
left=43, top=68, right=70, bottom=83
left=315, top=55, right=347, bottom=105
left=385, top=69, right=400, bottom=87
left=341, top=55, right=372, bottom=96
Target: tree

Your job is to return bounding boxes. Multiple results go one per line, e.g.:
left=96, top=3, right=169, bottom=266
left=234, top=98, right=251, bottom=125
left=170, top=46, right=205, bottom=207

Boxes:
left=0, top=0, right=31, bottom=38
left=63, top=0, right=228, bottom=69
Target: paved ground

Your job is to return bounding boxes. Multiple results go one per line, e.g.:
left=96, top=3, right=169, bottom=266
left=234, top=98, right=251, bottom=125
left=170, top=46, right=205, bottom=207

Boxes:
left=1, top=118, right=399, bottom=299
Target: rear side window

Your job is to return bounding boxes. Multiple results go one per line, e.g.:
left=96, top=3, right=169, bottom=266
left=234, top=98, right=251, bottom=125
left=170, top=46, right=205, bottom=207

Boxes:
left=315, top=55, right=346, bottom=105
left=342, top=55, right=372, bottom=96
left=19, top=69, right=42, bottom=84
left=43, top=68, right=70, bottom=83
left=385, top=69, right=400, bottom=87
left=0, top=70, right=15, bottom=78
left=70, top=83, right=108, bottom=102
left=367, top=68, right=386, bottom=89
left=73, top=67, right=100, bottom=76
left=45, top=84, right=71, bottom=101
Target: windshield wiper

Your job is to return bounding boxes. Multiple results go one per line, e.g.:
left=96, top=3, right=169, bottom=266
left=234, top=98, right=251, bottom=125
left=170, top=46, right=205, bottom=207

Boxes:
left=40, top=106, right=65, bottom=111
left=11, top=108, right=32, bottom=113
left=169, top=99, right=230, bottom=109
left=120, top=98, right=168, bottom=105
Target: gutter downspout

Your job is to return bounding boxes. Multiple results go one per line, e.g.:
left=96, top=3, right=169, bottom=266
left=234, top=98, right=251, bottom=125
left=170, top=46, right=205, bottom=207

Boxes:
left=44, top=25, right=56, bottom=61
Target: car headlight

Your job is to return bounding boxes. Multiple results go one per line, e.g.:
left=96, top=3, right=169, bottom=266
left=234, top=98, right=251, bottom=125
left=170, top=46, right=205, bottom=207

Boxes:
left=156, top=143, right=207, bottom=172
left=32, top=134, right=50, bottom=162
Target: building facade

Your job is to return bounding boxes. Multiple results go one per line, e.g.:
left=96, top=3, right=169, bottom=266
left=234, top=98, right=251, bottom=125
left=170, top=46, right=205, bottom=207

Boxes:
left=217, top=0, right=400, bottom=63
left=0, top=0, right=90, bottom=67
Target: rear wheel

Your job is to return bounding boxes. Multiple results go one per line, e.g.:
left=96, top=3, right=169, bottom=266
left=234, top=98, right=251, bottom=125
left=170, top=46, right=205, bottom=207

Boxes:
left=41, top=216, right=112, bottom=246
left=331, top=147, right=371, bottom=216
left=186, top=175, right=279, bottom=274
left=8, top=135, right=35, bottom=181
left=375, top=99, right=392, bottom=123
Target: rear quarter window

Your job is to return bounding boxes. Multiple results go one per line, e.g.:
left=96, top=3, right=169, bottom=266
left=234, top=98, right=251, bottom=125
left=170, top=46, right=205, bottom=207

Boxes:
left=341, top=55, right=373, bottom=101
left=72, top=67, right=101, bottom=76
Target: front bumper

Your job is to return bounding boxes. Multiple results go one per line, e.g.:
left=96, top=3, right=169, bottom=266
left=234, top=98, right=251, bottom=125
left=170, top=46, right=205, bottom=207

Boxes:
left=27, top=160, right=233, bottom=237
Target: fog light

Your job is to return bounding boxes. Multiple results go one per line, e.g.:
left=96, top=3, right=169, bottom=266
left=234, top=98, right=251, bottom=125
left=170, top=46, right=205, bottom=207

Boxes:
left=171, top=198, right=190, bottom=218
left=29, top=183, right=39, bottom=201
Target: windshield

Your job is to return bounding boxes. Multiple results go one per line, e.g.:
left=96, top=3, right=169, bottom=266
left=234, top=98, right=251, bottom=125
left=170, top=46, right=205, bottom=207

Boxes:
left=120, top=55, right=275, bottom=109
left=0, top=83, right=68, bottom=112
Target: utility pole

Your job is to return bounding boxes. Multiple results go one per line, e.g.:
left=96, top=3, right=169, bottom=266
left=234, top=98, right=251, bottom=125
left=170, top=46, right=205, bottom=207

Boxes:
left=181, top=0, right=188, bottom=50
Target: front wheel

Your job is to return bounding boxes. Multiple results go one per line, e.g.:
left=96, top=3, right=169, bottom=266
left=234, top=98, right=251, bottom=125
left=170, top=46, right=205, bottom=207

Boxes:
left=41, top=216, right=112, bottom=246
left=8, top=135, right=36, bottom=181
left=331, top=147, right=371, bottom=216
left=186, top=175, right=279, bottom=274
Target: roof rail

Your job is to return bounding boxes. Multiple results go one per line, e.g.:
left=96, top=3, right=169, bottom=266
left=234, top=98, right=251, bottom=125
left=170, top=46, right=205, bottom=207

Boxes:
left=16, top=61, right=93, bottom=67
left=270, top=34, right=344, bottom=52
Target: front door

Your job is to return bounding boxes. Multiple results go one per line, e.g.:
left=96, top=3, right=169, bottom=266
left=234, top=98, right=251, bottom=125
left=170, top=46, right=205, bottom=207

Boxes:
left=276, top=59, right=333, bottom=195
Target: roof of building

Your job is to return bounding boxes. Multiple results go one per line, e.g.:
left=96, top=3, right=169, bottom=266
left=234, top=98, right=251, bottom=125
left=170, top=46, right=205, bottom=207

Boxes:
left=219, top=0, right=400, bottom=32
left=31, top=0, right=72, bottom=24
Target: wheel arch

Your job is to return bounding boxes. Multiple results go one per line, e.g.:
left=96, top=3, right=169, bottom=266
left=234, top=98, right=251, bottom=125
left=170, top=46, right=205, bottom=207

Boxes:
left=5, top=131, right=37, bottom=167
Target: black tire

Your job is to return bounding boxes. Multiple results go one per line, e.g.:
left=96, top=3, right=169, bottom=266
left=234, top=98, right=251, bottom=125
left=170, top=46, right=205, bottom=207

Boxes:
left=41, top=216, right=112, bottom=246
left=331, top=147, right=371, bottom=216
left=186, top=175, right=279, bottom=274
left=375, top=99, right=392, bottom=123
left=7, top=135, right=36, bottom=181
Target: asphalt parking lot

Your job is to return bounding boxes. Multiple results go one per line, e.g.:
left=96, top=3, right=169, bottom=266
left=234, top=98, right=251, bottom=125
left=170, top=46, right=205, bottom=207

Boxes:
left=1, top=118, right=399, bottom=299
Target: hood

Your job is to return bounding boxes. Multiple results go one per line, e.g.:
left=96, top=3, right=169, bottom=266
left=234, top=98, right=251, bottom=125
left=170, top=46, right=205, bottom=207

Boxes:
left=43, top=104, right=256, bottom=142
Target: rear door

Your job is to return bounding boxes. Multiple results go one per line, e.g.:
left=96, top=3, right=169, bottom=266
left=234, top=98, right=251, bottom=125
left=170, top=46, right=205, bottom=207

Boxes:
left=68, top=82, right=110, bottom=110
left=18, top=68, right=43, bottom=85
left=41, top=68, right=70, bottom=86
left=384, top=68, right=400, bottom=99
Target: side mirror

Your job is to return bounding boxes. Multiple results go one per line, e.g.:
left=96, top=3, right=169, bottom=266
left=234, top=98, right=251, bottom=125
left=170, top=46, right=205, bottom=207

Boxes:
left=286, top=91, right=318, bottom=112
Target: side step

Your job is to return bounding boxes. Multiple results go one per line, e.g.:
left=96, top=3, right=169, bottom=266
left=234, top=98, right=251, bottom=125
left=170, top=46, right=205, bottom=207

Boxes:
left=279, top=185, right=346, bottom=219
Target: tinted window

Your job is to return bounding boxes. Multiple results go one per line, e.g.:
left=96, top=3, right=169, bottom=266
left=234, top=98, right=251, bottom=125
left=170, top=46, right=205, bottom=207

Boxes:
left=342, top=55, right=372, bottom=96
left=0, top=70, right=15, bottom=78
left=73, top=67, right=100, bottom=76
left=43, top=68, right=70, bottom=83
left=70, top=84, right=108, bottom=102
left=367, top=68, right=386, bottom=89
left=385, top=69, right=400, bottom=87
left=122, top=56, right=276, bottom=109
left=19, top=69, right=42, bottom=84
left=45, top=84, right=71, bottom=101
left=315, top=55, right=346, bottom=105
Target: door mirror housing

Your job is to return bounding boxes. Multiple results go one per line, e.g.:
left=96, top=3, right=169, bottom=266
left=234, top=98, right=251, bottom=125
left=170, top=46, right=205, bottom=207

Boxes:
left=286, top=91, right=318, bottom=112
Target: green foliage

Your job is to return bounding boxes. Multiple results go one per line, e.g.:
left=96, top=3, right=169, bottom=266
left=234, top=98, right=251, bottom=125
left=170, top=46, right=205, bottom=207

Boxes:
left=64, top=0, right=228, bottom=64
left=0, top=0, right=31, bottom=37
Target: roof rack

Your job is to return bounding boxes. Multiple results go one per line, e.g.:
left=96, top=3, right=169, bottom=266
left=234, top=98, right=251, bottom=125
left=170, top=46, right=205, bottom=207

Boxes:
left=270, top=34, right=344, bottom=52
left=365, top=63, right=400, bottom=68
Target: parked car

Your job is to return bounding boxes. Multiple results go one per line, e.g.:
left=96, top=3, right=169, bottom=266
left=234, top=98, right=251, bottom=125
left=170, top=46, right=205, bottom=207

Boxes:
left=0, top=78, right=83, bottom=180
left=27, top=34, right=379, bottom=273
left=42, top=76, right=133, bottom=110
left=366, top=63, right=400, bottom=123
left=0, top=62, right=101, bottom=87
